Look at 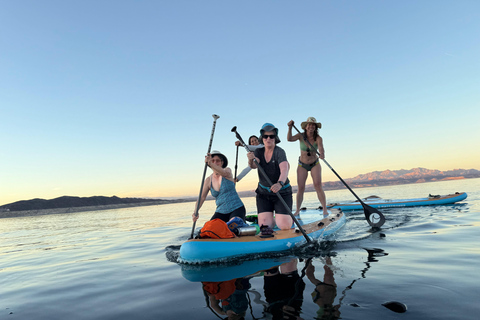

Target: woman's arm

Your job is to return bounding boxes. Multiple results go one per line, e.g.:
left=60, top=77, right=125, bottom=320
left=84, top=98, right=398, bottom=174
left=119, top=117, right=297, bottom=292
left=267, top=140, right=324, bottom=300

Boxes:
left=248, top=144, right=263, bottom=151
left=208, top=295, right=226, bottom=315
left=235, top=146, right=263, bottom=181
left=316, top=136, right=325, bottom=159
left=193, top=176, right=211, bottom=221
left=235, top=166, right=252, bottom=182
left=222, top=167, right=234, bottom=181
left=247, top=152, right=259, bottom=169
left=270, top=161, right=290, bottom=194
left=278, top=161, right=289, bottom=184
left=287, top=120, right=301, bottom=142
left=205, top=154, right=234, bottom=180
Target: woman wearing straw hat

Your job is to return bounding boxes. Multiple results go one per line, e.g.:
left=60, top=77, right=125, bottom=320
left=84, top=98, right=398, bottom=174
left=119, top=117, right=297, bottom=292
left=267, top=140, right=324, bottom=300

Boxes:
left=287, top=117, right=328, bottom=216
left=192, top=151, right=246, bottom=223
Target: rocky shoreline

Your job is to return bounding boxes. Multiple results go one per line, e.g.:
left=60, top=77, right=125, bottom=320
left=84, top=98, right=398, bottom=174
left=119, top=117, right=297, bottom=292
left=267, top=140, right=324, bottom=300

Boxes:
left=0, top=199, right=193, bottom=219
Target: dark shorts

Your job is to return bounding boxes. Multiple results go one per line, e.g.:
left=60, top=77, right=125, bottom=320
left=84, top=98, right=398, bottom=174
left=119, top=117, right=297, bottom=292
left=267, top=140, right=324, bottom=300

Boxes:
left=256, top=190, right=293, bottom=215
left=210, top=205, right=246, bottom=223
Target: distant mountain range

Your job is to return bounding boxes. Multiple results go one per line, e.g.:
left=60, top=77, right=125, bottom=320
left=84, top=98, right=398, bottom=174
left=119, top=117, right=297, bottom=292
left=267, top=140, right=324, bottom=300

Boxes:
left=1, top=168, right=478, bottom=213
left=236, top=167, right=479, bottom=196
left=314, top=167, right=480, bottom=192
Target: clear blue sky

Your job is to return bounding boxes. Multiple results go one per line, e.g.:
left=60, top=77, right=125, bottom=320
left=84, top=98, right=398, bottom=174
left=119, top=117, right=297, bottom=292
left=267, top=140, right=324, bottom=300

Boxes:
left=1, top=1, right=479, bottom=205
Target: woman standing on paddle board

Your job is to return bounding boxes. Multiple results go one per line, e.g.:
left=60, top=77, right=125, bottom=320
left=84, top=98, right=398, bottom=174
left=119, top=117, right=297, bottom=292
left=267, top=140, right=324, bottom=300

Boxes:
left=287, top=117, right=328, bottom=216
left=192, top=151, right=246, bottom=223
left=247, top=123, right=293, bottom=230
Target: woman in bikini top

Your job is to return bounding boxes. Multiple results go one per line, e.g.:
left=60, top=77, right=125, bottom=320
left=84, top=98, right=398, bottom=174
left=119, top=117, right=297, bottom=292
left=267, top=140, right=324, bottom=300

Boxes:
left=299, top=137, right=320, bottom=170
left=287, top=117, right=328, bottom=216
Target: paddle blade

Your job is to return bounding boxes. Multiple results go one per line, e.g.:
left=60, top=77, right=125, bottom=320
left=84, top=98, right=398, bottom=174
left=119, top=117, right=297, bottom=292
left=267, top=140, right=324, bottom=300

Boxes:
left=362, top=203, right=386, bottom=228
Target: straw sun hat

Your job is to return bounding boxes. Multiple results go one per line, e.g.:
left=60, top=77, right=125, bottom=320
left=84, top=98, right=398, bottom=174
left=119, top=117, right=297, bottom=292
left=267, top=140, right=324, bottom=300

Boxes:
left=301, top=117, right=322, bottom=130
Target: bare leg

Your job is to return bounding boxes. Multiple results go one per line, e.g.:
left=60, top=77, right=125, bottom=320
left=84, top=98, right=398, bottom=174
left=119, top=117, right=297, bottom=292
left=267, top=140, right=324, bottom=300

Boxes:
left=311, top=163, right=328, bottom=216
left=295, top=166, right=308, bottom=215
left=258, top=212, right=275, bottom=228
left=275, top=214, right=293, bottom=230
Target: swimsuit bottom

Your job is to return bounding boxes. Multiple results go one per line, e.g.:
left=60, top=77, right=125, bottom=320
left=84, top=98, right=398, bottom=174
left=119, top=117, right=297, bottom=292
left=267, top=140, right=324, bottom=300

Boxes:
left=298, top=157, right=319, bottom=172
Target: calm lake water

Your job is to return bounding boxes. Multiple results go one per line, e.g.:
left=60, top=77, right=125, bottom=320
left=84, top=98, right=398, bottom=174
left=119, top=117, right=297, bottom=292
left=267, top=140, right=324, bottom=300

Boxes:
left=1, top=178, right=479, bottom=320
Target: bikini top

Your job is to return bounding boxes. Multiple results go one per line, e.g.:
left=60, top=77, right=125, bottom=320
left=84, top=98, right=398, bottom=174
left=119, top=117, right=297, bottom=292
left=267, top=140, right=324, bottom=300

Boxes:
left=300, top=135, right=318, bottom=152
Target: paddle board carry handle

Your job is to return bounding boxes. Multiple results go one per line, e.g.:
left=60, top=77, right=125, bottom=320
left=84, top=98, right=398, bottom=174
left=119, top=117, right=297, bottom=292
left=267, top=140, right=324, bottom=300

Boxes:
left=291, top=123, right=385, bottom=228
left=231, top=126, right=312, bottom=243
left=190, top=114, right=220, bottom=239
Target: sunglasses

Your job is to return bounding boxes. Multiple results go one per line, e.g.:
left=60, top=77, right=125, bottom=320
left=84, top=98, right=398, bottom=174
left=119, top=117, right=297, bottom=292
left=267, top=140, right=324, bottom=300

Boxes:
left=263, top=134, right=276, bottom=139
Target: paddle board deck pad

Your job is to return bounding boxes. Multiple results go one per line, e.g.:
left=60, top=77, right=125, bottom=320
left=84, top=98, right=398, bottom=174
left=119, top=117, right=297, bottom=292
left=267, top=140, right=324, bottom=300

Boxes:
left=327, top=192, right=467, bottom=211
left=179, top=209, right=346, bottom=264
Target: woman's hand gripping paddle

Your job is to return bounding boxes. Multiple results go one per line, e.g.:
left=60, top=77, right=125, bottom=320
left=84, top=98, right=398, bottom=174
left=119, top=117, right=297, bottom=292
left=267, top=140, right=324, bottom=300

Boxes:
left=231, top=126, right=312, bottom=243
left=292, top=124, right=385, bottom=228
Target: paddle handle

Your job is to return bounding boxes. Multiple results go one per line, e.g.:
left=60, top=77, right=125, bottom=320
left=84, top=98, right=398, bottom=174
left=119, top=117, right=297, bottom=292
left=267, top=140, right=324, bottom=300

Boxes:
left=190, top=114, right=220, bottom=239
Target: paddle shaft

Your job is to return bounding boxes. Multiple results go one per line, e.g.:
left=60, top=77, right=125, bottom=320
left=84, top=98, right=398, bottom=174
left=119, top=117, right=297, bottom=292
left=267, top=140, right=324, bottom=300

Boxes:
left=190, top=114, right=220, bottom=239
left=234, top=145, right=239, bottom=180
left=291, top=124, right=385, bottom=228
left=232, top=127, right=312, bottom=243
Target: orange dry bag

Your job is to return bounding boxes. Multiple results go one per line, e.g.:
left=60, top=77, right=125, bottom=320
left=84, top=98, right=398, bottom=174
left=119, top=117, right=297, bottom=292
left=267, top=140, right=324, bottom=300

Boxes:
left=199, top=219, right=235, bottom=239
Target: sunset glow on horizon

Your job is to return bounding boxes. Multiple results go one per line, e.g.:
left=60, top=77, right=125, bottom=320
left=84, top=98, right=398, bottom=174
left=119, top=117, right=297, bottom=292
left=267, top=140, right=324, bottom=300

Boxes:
left=2, top=1, right=479, bottom=205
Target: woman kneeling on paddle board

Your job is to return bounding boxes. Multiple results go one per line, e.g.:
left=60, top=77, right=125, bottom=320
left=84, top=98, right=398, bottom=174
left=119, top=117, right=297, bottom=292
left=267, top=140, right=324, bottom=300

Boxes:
left=192, top=151, right=246, bottom=223
left=287, top=117, right=328, bottom=216
left=247, top=123, right=293, bottom=230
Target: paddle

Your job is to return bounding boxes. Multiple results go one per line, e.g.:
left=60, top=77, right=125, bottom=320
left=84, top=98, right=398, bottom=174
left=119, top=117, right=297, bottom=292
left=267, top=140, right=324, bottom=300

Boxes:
left=291, top=124, right=385, bottom=228
left=231, top=126, right=312, bottom=243
left=190, top=114, right=220, bottom=239
left=234, top=145, right=239, bottom=181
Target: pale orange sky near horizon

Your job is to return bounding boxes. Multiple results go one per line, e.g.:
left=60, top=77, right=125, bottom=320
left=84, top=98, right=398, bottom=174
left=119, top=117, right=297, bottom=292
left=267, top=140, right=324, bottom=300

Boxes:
left=0, top=141, right=480, bottom=205
left=2, top=2, right=480, bottom=205
left=143, top=164, right=480, bottom=200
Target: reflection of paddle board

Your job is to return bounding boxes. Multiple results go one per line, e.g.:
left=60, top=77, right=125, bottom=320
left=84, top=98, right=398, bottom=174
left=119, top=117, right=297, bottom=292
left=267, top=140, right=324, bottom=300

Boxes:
left=179, top=209, right=346, bottom=263
left=327, top=192, right=467, bottom=211
left=181, top=256, right=294, bottom=282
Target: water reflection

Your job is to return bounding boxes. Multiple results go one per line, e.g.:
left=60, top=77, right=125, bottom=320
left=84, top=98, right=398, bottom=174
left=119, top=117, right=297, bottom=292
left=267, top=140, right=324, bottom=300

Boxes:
left=198, top=258, right=305, bottom=320
left=264, top=258, right=304, bottom=320
left=183, top=247, right=389, bottom=320
left=337, top=248, right=389, bottom=310
left=306, top=257, right=340, bottom=319
left=203, top=277, right=251, bottom=319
